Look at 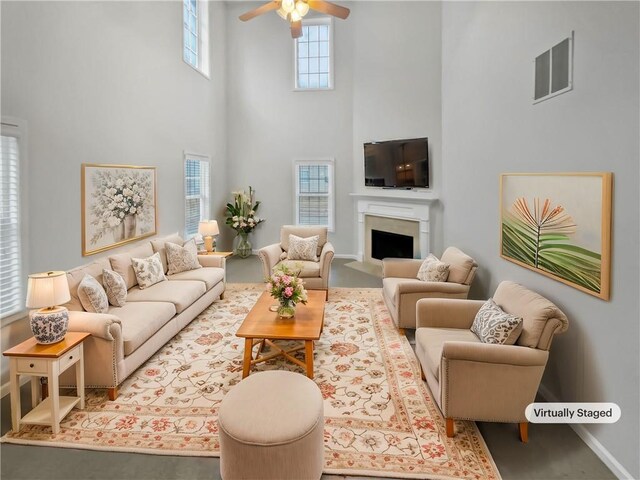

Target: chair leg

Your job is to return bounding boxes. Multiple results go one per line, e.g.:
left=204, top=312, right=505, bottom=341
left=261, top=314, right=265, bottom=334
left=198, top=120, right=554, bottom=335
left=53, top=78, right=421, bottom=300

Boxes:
left=107, top=387, right=118, bottom=401
left=325, top=289, right=328, bottom=301
left=519, top=422, right=528, bottom=443
left=446, top=418, right=455, bottom=437
left=419, top=363, right=426, bottom=381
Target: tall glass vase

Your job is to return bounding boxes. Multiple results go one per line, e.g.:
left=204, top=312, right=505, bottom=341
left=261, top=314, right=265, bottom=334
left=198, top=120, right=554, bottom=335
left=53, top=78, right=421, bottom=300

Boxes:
left=234, top=231, right=252, bottom=258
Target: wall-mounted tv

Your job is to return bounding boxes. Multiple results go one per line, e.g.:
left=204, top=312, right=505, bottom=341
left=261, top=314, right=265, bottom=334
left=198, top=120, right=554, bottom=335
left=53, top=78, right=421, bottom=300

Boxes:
left=364, top=137, right=429, bottom=188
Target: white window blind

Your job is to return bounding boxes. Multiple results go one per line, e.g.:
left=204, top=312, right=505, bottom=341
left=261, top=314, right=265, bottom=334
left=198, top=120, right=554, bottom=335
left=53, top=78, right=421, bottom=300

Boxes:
left=0, top=133, right=22, bottom=318
left=295, top=18, right=333, bottom=90
left=184, top=154, right=210, bottom=237
left=294, top=160, right=334, bottom=231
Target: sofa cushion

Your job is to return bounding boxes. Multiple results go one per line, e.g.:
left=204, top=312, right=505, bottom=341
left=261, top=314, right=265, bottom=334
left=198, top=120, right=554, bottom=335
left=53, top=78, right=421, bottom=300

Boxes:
left=131, top=252, right=166, bottom=289
left=277, top=260, right=320, bottom=278
left=441, top=247, right=475, bottom=285
left=126, top=280, right=206, bottom=314
left=108, top=301, right=176, bottom=356
left=280, top=226, right=327, bottom=257
left=416, top=254, right=449, bottom=282
left=416, top=327, right=481, bottom=380
left=166, top=239, right=201, bottom=275
left=151, top=232, right=185, bottom=273
left=168, top=267, right=224, bottom=290
left=102, top=269, right=127, bottom=307
left=471, top=298, right=523, bottom=345
left=77, top=274, right=109, bottom=314
left=109, top=242, right=154, bottom=289
left=65, top=258, right=112, bottom=311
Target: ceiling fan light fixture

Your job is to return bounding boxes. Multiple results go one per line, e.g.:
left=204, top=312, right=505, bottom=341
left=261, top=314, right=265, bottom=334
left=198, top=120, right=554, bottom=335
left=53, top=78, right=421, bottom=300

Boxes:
left=276, top=7, right=288, bottom=19
left=281, top=0, right=295, bottom=14
left=295, top=0, right=310, bottom=17
left=290, top=9, right=302, bottom=22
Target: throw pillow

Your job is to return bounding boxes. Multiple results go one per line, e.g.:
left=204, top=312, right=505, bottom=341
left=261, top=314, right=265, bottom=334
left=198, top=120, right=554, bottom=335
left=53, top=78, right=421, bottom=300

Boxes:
left=416, top=254, right=450, bottom=282
left=131, top=252, right=166, bottom=289
left=102, top=269, right=127, bottom=307
left=166, top=239, right=202, bottom=275
left=471, top=298, right=524, bottom=345
left=77, top=274, right=109, bottom=313
left=287, top=234, right=319, bottom=262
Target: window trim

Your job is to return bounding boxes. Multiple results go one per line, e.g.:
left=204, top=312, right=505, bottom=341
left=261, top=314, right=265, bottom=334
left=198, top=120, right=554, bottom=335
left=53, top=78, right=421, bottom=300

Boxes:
left=293, top=158, right=335, bottom=232
left=1, top=117, right=29, bottom=326
left=183, top=0, right=210, bottom=79
left=293, top=17, right=334, bottom=91
left=183, top=151, right=211, bottom=239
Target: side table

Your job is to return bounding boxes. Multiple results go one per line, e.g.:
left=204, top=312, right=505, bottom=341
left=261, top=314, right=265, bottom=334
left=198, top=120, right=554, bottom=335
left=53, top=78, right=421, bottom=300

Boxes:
left=3, top=332, right=90, bottom=434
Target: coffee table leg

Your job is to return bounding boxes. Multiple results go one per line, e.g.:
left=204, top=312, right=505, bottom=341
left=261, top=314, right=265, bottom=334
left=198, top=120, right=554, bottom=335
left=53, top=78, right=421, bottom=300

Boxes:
left=305, top=340, right=314, bottom=378
left=242, top=338, right=253, bottom=379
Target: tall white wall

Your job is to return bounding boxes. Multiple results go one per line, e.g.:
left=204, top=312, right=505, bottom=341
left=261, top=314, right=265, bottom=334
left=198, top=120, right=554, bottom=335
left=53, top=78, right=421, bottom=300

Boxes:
left=0, top=0, right=227, bottom=385
left=225, top=1, right=443, bottom=255
left=441, top=2, right=639, bottom=477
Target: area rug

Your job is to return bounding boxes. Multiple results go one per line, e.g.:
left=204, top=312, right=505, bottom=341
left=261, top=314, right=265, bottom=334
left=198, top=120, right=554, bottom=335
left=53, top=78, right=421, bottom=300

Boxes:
left=2, top=284, right=500, bottom=480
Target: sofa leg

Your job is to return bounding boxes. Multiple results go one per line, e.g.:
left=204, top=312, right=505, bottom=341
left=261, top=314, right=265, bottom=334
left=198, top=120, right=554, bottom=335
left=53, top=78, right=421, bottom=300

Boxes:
left=325, top=289, right=328, bottom=301
left=519, top=422, right=528, bottom=443
left=419, top=364, right=426, bottom=381
left=398, top=328, right=405, bottom=336
left=220, top=292, right=225, bottom=300
left=446, top=418, right=455, bottom=437
left=107, top=387, right=118, bottom=401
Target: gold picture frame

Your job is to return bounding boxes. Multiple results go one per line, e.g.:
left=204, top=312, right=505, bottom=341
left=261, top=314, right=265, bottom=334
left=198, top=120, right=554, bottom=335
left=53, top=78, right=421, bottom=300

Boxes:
left=500, top=172, right=612, bottom=300
left=82, top=164, right=158, bottom=256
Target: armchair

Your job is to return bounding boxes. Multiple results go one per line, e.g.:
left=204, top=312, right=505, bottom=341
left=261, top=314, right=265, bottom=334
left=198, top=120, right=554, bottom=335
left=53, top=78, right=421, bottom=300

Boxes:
left=258, top=226, right=335, bottom=299
left=382, top=247, right=478, bottom=329
left=415, top=281, right=569, bottom=442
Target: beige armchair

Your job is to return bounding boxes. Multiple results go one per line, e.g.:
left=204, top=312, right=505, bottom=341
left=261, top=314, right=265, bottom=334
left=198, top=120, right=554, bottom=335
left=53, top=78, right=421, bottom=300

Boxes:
left=382, top=247, right=478, bottom=329
left=415, top=281, right=569, bottom=442
left=258, top=226, right=335, bottom=299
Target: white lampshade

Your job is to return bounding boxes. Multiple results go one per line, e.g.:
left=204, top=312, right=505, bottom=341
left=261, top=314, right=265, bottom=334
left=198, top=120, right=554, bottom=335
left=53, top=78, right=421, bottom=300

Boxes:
left=295, top=0, right=309, bottom=17
left=26, top=271, right=71, bottom=309
left=282, top=0, right=295, bottom=13
left=198, top=220, right=220, bottom=237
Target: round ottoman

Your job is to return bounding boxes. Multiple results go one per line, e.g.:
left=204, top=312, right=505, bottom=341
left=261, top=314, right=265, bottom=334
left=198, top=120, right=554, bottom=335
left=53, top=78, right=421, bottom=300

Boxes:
left=218, top=370, right=324, bottom=480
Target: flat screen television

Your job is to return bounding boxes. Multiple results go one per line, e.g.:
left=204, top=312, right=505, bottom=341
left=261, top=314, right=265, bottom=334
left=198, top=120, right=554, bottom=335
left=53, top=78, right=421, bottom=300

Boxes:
left=364, top=137, right=429, bottom=188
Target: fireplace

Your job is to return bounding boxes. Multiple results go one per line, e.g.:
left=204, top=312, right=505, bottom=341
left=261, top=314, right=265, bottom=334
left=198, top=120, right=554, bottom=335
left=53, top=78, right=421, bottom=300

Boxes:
left=372, top=230, right=413, bottom=260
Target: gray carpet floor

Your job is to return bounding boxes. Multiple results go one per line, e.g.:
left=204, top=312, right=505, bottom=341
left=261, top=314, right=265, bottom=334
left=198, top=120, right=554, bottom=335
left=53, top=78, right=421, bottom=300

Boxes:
left=0, top=257, right=615, bottom=480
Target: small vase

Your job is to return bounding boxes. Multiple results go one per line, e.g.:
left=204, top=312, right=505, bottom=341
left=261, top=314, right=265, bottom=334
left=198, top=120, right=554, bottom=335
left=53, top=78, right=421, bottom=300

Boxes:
left=277, top=302, right=295, bottom=319
left=113, top=221, right=125, bottom=242
left=235, top=232, right=252, bottom=258
left=123, top=214, right=137, bottom=239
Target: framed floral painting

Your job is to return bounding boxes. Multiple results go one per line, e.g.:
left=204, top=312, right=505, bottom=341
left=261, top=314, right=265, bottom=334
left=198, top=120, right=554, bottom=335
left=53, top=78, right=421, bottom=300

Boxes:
left=82, top=164, right=157, bottom=256
left=500, top=172, right=612, bottom=300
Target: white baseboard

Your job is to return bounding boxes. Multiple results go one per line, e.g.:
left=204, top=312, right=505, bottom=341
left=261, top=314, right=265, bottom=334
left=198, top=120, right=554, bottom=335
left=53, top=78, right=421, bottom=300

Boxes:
left=1, top=376, right=31, bottom=400
left=334, top=254, right=358, bottom=260
left=537, top=384, right=635, bottom=480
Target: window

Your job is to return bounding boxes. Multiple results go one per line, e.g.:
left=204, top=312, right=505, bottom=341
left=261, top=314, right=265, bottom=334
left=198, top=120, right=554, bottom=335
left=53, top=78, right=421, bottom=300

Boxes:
left=295, top=18, right=333, bottom=90
left=294, top=159, right=334, bottom=231
left=1, top=118, right=27, bottom=321
left=184, top=153, right=210, bottom=238
left=183, top=0, right=210, bottom=77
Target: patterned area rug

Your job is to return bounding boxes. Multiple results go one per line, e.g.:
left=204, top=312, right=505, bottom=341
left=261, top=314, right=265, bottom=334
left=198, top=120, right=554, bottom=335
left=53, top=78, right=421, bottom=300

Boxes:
left=2, top=284, right=500, bottom=479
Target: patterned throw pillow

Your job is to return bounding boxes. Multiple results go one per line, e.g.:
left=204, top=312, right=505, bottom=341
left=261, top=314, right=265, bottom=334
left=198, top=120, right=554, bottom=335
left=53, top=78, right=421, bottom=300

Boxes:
left=287, top=234, right=319, bottom=261
left=102, top=269, right=127, bottom=307
left=166, top=239, right=202, bottom=275
left=131, top=252, right=166, bottom=289
left=471, top=298, right=524, bottom=345
left=77, top=274, right=109, bottom=313
left=416, top=254, right=450, bottom=282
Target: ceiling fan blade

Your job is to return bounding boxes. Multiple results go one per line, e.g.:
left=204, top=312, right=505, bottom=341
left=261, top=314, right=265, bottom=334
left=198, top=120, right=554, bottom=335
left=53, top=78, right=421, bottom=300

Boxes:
left=290, top=20, right=303, bottom=38
left=307, top=0, right=350, bottom=19
left=239, top=1, right=280, bottom=22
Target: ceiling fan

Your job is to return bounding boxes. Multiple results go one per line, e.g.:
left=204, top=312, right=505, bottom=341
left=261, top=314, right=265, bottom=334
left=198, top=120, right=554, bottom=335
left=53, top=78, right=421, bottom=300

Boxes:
left=239, top=0, right=350, bottom=39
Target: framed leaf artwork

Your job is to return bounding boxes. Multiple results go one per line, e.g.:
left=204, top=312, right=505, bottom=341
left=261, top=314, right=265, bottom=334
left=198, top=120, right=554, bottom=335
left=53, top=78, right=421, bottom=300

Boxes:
left=500, top=173, right=612, bottom=300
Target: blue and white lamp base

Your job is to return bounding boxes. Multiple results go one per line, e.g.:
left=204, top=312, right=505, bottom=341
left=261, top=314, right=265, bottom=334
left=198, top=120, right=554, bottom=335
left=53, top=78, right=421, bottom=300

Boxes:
left=29, top=306, right=69, bottom=344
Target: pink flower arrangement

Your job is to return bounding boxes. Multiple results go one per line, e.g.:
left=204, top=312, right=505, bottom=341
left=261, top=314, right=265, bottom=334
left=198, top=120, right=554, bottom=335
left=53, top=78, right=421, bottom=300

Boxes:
left=267, top=264, right=308, bottom=307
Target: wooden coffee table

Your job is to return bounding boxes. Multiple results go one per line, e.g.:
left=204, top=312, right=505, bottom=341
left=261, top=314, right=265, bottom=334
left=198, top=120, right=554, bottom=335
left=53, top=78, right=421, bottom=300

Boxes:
left=236, top=290, right=326, bottom=379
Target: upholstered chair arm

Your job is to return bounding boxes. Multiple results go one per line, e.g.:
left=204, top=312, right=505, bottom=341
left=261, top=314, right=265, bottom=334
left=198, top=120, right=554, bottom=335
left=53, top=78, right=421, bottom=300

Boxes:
left=68, top=310, right=122, bottom=341
left=319, top=242, right=335, bottom=283
left=442, top=341, right=549, bottom=366
left=397, top=281, right=470, bottom=296
left=382, top=258, right=423, bottom=279
left=197, top=255, right=225, bottom=268
left=416, top=298, right=484, bottom=329
left=258, top=243, right=284, bottom=280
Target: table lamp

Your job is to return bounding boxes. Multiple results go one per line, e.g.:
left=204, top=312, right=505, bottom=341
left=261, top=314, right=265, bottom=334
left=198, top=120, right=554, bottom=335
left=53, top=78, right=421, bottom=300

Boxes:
left=199, top=220, right=220, bottom=253
left=26, top=271, right=71, bottom=344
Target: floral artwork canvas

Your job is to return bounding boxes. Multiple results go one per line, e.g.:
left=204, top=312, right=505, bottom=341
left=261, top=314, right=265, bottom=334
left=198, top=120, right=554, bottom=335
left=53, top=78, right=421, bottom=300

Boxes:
left=500, top=172, right=612, bottom=300
left=82, top=164, right=157, bottom=255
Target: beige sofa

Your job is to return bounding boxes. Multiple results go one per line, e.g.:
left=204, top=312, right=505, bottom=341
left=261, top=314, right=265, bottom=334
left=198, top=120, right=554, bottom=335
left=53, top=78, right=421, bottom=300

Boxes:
left=414, top=281, right=569, bottom=442
left=258, top=226, right=335, bottom=299
left=382, top=247, right=478, bottom=329
left=60, top=233, right=226, bottom=400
